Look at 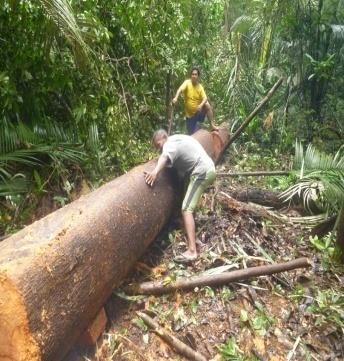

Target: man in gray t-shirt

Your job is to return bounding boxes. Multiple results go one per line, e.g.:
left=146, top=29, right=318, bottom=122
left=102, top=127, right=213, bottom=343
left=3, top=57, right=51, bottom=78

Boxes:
left=144, top=129, right=216, bottom=262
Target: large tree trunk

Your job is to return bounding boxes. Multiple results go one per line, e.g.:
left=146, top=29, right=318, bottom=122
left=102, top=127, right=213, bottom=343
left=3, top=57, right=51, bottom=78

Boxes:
left=0, top=127, right=229, bottom=361
left=336, top=207, right=344, bottom=257
left=226, top=187, right=285, bottom=209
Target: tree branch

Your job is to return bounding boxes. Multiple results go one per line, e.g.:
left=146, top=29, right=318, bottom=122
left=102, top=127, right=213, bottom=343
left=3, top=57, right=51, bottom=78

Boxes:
left=217, top=170, right=290, bottom=177
left=136, top=312, right=207, bottom=361
left=219, top=77, right=283, bottom=159
left=128, top=258, right=310, bottom=295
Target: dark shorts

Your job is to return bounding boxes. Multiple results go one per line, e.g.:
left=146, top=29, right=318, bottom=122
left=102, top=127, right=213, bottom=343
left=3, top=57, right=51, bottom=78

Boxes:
left=186, top=108, right=206, bottom=135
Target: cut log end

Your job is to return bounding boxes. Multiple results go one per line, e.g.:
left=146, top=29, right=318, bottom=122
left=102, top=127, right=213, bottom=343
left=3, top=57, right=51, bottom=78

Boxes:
left=0, top=276, right=41, bottom=361
left=77, top=308, right=107, bottom=347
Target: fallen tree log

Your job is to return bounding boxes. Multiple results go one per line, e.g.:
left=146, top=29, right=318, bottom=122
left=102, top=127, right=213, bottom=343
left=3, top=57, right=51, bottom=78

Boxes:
left=217, top=192, right=288, bottom=224
left=0, top=127, right=229, bottom=361
left=224, top=187, right=285, bottom=209
left=217, top=170, right=290, bottom=177
left=137, top=312, right=207, bottom=361
left=127, top=258, right=311, bottom=295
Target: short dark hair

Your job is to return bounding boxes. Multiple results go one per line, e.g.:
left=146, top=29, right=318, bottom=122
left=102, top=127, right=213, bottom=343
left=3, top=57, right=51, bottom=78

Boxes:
left=191, top=67, right=200, bottom=76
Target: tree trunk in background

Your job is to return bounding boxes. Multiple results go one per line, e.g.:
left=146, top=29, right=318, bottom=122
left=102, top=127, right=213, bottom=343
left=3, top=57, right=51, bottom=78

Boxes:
left=336, top=207, right=344, bottom=257
left=165, top=70, right=172, bottom=122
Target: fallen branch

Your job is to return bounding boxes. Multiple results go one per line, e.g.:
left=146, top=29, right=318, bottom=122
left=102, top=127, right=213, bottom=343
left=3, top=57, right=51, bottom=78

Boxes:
left=167, top=104, right=174, bottom=135
left=221, top=187, right=286, bottom=210
left=218, top=77, right=283, bottom=159
left=217, top=170, right=290, bottom=177
left=136, top=312, right=207, bottom=361
left=218, top=191, right=289, bottom=224
left=116, top=334, right=150, bottom=361
left=128, top=258, right=310, bottom=295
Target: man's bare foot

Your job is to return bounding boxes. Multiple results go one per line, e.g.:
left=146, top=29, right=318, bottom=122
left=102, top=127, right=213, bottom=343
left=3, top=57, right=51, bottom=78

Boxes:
left=174, top=250, right=197, bottom=263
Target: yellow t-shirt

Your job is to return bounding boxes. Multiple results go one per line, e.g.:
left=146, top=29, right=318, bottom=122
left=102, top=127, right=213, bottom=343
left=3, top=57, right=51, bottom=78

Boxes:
left=180, top=79, right=206, bottom=118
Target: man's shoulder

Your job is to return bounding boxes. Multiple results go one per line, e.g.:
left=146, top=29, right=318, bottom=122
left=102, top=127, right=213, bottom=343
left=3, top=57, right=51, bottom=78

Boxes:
left=182, top=79, right=192, bottom=87
left=169, top=134, right=190, bottom=142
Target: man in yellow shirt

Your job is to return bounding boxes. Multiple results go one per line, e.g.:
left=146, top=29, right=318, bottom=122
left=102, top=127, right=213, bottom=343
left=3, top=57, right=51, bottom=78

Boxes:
left=172, top=67, right=218, bottom=134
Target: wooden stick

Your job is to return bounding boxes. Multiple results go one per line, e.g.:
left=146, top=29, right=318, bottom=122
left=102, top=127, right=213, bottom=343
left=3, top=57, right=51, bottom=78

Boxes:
left=217, top=170, right=290, bottom=177
left=167, top=104, right=174, bottom=135
left=136, top=312, right=207, bottom=361
left=128, top=258, right=310, bottom=295
left=218, top=77, right=283, bottom=159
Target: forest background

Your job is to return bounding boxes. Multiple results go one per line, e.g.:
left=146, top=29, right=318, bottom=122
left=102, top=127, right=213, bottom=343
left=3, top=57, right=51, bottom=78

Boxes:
left=0, top=0, right=343, bottom=235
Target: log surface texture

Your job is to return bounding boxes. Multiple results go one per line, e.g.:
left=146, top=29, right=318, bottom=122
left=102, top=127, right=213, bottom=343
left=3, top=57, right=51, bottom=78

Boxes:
left=0, top=127, right=229, bottom=361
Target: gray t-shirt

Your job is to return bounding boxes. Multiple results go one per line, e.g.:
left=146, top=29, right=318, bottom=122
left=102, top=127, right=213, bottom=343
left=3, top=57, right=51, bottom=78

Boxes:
left=162, top=134, right=215, bottom=177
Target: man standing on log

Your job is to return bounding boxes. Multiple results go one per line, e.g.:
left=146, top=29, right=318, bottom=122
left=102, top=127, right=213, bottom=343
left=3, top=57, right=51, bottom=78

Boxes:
left=172, top=67, right=218, bottom=134
left=144, top=129, right=216, bottom=262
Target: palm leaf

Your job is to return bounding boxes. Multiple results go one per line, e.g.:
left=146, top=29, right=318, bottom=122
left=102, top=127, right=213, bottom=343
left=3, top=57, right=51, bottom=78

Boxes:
left=40, top=0, right=90, bottom=60
left=0, top=118, right=86, bottom=197
left=281, top=141, right=344, bottom=214
left=0, top=175, right=28, bottom=197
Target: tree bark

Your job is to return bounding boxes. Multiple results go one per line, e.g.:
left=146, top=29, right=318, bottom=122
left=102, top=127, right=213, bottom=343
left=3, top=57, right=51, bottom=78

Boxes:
left=128, top=258, right=311, bottom=295
left=336, top=207, right=344, bottom=257
left=225, top=187, right=285, bottom=209
left=311, top=215, right=337, bottom=238
left=217, top=192, right=286, bottom=224
left=0, top=127, right=229, bottom=361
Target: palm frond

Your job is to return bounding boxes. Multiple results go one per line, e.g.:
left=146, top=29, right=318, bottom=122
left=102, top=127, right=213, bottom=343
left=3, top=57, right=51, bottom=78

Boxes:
left=0, top=118, right=86, bottom=197
left=0, top=175, right=28, bottom=197
left=87, top=122, right=99, bottom=151
left=282, top=142, right=344, bottom=214
left=40, top=0, right=90, bottom=60
left=293, top=141, right=344, bottom=171
left=230, top=15, right=254, bottom=34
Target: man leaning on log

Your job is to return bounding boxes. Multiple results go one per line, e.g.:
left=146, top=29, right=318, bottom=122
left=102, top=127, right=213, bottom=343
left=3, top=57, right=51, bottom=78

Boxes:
left=144, top=129, right=215, bottom=263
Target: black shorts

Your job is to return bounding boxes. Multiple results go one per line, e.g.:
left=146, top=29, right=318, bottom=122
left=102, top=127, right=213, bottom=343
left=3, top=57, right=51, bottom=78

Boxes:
left=186, top=109, right=206, bottom=135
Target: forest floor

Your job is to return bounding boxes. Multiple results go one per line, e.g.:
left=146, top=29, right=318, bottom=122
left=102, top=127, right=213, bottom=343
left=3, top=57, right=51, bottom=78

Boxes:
left=67, top=151, right=344, bottom=361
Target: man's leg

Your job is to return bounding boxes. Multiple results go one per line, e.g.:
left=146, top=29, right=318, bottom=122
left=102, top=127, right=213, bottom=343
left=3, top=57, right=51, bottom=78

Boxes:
left=176, top=169, right=216, bottom=261
left=186, top=116, right=200, bottom=135
left=203, top=101, right=217, bottom=129
left=182, top=211, right=197, bottom=258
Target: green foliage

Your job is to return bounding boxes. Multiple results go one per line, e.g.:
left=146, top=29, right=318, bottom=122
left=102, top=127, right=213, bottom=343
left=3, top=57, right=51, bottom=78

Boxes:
left=309, top=234, right=335, bottom=255
left=240, top=303, right=275, bottom=336
left=217, top=337, right=259, bottom=361
left=218, top=337, right=243, bottom=361
left=1, top=0, right=343, bottom=235
left=281, top=141, right=344, bottom=214
left=307, top=288, right=344, bottom=328
left=0, top=119, right=85, bottom=196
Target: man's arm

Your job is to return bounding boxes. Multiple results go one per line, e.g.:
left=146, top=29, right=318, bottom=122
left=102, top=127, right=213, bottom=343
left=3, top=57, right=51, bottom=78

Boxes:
left=144, top=154, right=169, bottom=187
left=172, top=81, right=187, bottom=104
left=197, top=95, right=208, bottom=111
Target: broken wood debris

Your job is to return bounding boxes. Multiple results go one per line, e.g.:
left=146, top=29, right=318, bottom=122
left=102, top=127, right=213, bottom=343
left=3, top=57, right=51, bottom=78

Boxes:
left=137, top=311, right=208, bottom=361
left=127, top=258, right=311, bottom=295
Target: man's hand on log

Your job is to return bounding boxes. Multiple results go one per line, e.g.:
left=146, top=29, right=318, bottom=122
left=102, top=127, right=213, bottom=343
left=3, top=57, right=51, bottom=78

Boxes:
left=144, top=170, right=158, bottom=187
left=211, top=124, right=219, bottom=132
